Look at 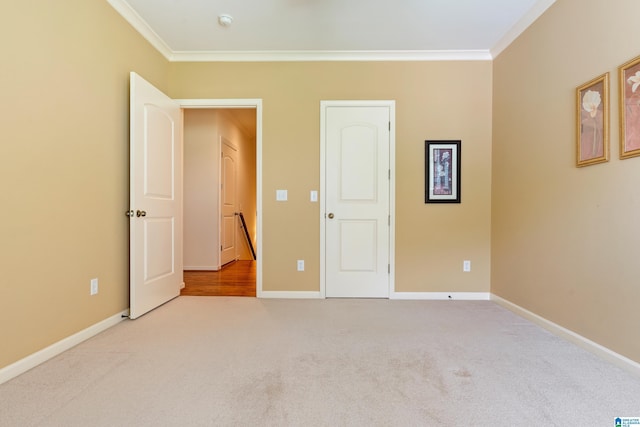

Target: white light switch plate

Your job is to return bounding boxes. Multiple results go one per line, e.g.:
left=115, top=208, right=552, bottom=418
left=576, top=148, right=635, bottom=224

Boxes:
left=310, top=191, right=318, bottom=202
left=276, top=190, right=288, bottom=201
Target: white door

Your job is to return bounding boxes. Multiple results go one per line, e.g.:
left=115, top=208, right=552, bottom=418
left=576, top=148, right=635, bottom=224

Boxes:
left=324, top=103, right=392, bottom=298
left=220, top=138, right=238, bottom=266
left=129, top=72, right=183, bottom=319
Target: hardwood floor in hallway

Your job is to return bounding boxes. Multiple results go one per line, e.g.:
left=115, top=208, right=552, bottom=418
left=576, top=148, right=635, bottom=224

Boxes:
left=181, top=260, right=256, bottom=297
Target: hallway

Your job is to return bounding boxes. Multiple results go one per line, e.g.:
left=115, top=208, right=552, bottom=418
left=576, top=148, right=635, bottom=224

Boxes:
left=181, top=261, right=256, bottom=297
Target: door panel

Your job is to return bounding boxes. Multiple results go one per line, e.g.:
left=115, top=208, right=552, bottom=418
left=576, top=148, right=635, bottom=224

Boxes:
left=144, top=106, right=174, bottom=198
left=144, top=218, right=174, bottom=280
left=130, top=72, right=182, bottom=319
left=341, top=127, right=378, bottom=201
left=325, top=105, right=390, bottom=298
left=340, top=220, right=377, bottom=271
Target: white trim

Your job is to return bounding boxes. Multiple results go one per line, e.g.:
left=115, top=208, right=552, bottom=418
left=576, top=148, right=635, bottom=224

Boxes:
left=320, top=100, right=396, bottom=298
left=490, top=0, right=556, bottom=58
left=183, top=266, right=219, bottom=271
left=169, top=50, right=492, bottom=62
left=108, top=0, right=552, bottom=62
left=105, top=2, right=494, bottom=62
left=258, top=291, right=323, bottom=299
left=106, top=0, right=173, bottom=60
left=176, top=99, right=262, bottom=108
left=319, top=104, right=327, bottom=299
left=388, top=105, right=396, bottom=296
left=0, top=310, right=128, bottom=385
left=491, top=294, right=640, bottom=378
left=391, top=292, right=490, bottom=300
left=177, top=99, right=263, bottom=297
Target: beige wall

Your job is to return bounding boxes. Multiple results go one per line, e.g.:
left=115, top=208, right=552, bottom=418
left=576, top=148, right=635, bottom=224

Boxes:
left=492, top=0, right=640, bottom=363
left=168, top=62, right=494, bottom=293
left=0, top=0, right=169, bottom=368
left=184, top=110, right=220, bottom=269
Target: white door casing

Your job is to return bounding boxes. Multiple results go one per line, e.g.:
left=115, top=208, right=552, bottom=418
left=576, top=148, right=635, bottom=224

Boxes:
left=321, top=101, right=395, bottom=298
left=129, top=72, right=183, bottom=319
left=220, top=138, right=238, bottom=266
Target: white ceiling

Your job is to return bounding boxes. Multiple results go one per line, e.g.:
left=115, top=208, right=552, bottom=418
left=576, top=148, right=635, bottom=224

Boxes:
left=108, top=0, right=556, bottom=61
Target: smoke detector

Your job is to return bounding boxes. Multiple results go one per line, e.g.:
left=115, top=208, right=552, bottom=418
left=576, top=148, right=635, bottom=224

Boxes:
left=218, top=14, right=233, bottom=27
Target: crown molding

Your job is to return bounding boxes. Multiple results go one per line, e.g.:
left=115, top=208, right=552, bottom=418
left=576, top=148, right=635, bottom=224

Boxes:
left=107, top=0, right=173, bottom=59
left=108, top=0, right=551, bottom=63
left=491, top=0, right=556, bottom=58
left=168, top=50, right=492, bottom=62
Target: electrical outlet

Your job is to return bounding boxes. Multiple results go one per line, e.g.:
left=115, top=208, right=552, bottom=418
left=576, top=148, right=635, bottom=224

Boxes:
left=463, top=260, right=471, bottom=272
left=90, top=278, right=99, bottom=295
left=297, top=260, right=305, bottom=271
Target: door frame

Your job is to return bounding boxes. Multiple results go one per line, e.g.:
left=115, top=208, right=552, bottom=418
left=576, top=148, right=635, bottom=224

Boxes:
left=319, top=100, right=396, bottom=298
left=177, top=98, right=262, bottom=296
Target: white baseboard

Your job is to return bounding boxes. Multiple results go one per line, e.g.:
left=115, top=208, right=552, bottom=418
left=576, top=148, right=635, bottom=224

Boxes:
left=258, top=291, right=323, bottom=299
left=183, top=266, right=219, bottom=271
left=257, top=291, right=491, bottom=300
left=0, top=310, right=129, bottom=385
left=391, top=292, right=490, bottom=300
left=491, top=294, right=640, bottom=378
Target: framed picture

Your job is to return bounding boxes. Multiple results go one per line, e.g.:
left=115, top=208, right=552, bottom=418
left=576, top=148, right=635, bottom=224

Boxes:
left=619, top=55, right=640, bottom=159
left=576, top=73, right=609, bottom=167
left=425, top=140, right=461, bottom=203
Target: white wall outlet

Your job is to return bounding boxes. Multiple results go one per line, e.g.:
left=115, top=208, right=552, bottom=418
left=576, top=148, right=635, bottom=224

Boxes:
left=310, top=190, right=318, bottom=202
left=463, top=260, right=471, bottom=272
left=276, top=189, right=288, bottom=201
left=297, top=260, right=305, bottom=271
left=90, top=278, right=99, bottom=295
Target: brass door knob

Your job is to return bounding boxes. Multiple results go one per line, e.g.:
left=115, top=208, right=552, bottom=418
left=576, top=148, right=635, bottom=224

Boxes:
left=328, top=213, right=334, bottom=219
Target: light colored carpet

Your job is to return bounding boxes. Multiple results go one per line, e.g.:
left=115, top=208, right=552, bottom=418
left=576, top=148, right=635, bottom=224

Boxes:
left=1, top=297, right=639, bottom=426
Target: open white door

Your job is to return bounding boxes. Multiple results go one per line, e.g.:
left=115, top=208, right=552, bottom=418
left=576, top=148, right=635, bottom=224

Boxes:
left=129, top=72, right=183, bottom=319
left=220, top=137, right=238, bottom=266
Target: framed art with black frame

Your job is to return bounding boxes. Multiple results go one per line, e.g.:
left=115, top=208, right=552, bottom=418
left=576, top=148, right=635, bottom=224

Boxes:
left=425, top=140, right=461, bottom=203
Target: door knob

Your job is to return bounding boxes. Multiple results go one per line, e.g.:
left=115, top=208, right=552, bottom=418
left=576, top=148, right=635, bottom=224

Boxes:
left=136, top=210, right=147, bottom=217
left=328, top=213, right=334, bottom=219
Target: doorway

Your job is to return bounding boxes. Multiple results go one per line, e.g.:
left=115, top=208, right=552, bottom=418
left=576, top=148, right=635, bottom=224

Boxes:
left=179, top=100, right=262, bottom=297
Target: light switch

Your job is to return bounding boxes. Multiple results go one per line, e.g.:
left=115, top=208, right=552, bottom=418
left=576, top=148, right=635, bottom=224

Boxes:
left=310, top=191, right=318, bottom=202
left=276, top=190, right=288, bottom=201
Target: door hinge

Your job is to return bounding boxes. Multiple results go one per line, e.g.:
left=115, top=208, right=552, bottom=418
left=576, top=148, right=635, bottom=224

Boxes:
left=388, top=169, right=391, bottom=180
left=388, top=121, right=391, bottom=131
left=388, top=215, right=390, bottom=226
left=388, top=264, right=390, bottom=274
